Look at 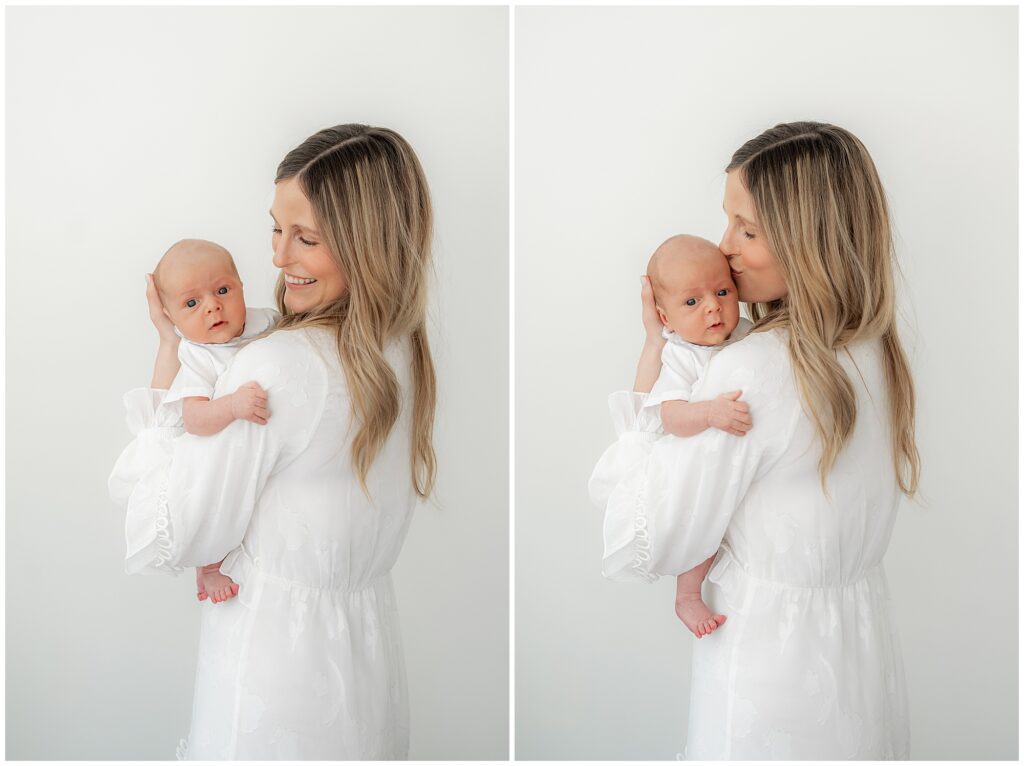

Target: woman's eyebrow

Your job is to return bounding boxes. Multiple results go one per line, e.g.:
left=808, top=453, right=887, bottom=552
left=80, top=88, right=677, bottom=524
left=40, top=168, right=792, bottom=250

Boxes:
left=268, top=209, right=320, bottom=235
left=722, top=204, right=756, bottom=226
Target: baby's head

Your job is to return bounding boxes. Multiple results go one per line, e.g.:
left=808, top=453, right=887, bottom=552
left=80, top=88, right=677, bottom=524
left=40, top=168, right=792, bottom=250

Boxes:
left=153, top=239, right=247, bottom=344
left=646, top=234, right=740, bottom=346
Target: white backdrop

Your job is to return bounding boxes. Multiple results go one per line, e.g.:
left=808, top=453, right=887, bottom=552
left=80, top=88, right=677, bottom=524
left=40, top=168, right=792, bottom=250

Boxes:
left=6, top=6, right=508, bottom=760
left=516, top=6, right=1017, bottom=760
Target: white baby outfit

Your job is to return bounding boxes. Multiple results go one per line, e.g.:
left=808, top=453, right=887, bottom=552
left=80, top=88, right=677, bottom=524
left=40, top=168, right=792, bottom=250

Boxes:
left=642, top=317, right=753, bottom=429
left=162, top=306, right=280, bottom=421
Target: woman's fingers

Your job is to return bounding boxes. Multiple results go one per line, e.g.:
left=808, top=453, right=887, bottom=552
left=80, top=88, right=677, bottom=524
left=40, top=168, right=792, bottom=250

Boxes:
left=639, top=275, right=663, bottom=341
left=145, top=273, right=178, bottom=339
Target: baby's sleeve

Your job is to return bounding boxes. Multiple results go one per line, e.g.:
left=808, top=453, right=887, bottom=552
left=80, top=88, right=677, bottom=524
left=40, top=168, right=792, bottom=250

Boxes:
left=162, top=343, right=219, bottom=422
left=644, top=344, right=699, bottom=410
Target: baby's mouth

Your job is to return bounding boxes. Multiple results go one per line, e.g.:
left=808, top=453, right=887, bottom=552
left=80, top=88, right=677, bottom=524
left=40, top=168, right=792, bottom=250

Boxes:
left=708, top=322, right=724, bottom=331
left=210, top=321, right=227, bottom=329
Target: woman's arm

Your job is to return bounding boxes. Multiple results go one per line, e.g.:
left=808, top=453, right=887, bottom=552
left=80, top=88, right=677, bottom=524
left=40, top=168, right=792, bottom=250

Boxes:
left=110, top=332, right=328, bottom=574
left=590, top=331, right=797, bottom=581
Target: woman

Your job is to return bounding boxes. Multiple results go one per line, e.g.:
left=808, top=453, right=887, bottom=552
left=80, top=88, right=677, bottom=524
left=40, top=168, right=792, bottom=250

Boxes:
left=589, top=122, right=919, bottom=759
left=109, top=124, right=436, bottom=759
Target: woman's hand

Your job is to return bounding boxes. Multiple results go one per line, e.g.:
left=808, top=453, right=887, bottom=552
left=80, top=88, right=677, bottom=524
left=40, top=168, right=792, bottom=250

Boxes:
left=633, top=276, right=667, bottom=393
left=640, top=274, right=665, bottom=345
left=145, top=273, right=178, bottom=344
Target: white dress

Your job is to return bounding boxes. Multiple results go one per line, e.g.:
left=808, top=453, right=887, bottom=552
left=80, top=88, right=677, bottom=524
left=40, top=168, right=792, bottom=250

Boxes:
left=109, top=326, right=416, bottom=760
left=589, top=327, right=910, bottom=760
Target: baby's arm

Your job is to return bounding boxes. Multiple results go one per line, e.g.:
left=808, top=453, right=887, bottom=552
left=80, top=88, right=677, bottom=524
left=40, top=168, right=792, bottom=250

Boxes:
left=661, top=391, right=751, bottom=438
left=182, top=382, right=270, bottom=436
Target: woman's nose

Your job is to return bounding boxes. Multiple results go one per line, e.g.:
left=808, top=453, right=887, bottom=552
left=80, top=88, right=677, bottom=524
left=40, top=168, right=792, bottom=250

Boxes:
left=718, top=230, right=733, bottom=256
left=272, top=240, right=288, bottom=269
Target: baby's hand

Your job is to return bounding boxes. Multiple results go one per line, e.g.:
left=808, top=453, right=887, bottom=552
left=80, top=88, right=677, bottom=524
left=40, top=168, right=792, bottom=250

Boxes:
left=230, top=382, right=270, bottom=426
left=706, top=391, right=751, bottom=437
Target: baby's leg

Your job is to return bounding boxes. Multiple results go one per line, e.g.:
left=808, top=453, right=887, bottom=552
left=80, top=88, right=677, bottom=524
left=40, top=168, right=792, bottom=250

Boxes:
left=674, top=553, right=727, bottom=638
left=198, top=558, right=240, bottom=604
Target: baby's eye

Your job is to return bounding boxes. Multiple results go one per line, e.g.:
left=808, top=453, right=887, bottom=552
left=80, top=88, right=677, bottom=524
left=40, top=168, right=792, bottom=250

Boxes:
left=185, top=299, right=197, bottom=308
left=218, top=286, right=229, bottom=295
left=685, top=298, right=697, bottom=307
left=717, top=289, right=729, bottom=297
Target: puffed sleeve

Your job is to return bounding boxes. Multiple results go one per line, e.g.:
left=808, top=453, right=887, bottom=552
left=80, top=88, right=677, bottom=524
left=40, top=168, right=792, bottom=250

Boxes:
left=108, top=330, right=328, bottom=575
left=644, top=343, right=700, bottom=410
left=588, top=331, right=797, bottom=583
left=165, top=342, right=219, bottom=403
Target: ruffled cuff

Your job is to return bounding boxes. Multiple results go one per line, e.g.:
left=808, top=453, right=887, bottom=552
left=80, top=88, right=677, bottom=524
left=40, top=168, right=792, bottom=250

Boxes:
left=601, top=462, right=657, bottom=584
left=123, top=387, right=182, bottom=431
left=124, top=471, right=185, bottom=576
left=607, top=390, right=664, bottom=437
left=588, top=392, right=663, bottom=510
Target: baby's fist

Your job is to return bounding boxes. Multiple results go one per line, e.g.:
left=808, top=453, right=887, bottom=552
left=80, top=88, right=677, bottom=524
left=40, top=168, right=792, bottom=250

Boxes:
left=230, top=381, right=270, bottom=425
left=707, top=390, right=752, bottom=437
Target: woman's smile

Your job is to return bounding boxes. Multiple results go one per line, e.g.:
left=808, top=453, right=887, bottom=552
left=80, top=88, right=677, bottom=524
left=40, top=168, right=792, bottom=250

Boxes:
left=283, top=272, right=318, bottom=286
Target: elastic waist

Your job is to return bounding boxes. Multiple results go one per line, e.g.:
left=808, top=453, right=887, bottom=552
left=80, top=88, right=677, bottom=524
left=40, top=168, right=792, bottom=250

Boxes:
left=711, top=544, right=885, bottom=592
left=224, top=545, right=390, bottom=595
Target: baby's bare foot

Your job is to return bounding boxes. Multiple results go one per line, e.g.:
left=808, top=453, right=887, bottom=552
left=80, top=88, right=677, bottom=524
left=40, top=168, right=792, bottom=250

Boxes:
left=196, top=567, right=208, bottom=601
left=675, top=592, right=727, bottom=638
left=199, top=563, right=240, bottom=604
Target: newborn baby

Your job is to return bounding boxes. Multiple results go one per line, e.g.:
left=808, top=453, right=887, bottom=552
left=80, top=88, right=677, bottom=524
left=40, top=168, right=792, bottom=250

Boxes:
left=644, top=234, right=753, bottom=639
left=152, top=239, right=280, bottom=604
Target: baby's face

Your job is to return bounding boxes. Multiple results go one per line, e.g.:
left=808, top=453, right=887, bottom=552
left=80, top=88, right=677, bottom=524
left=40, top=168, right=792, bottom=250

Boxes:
left=160, top=247, right=247, bottom=344
left=655, top=247, right=740, bottom=347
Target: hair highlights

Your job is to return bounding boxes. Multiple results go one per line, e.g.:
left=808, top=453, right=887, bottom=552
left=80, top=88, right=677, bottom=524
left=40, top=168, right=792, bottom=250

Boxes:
left=727, top=121, right=920, bottom=497
left=272, top=124, right=436, bottom=498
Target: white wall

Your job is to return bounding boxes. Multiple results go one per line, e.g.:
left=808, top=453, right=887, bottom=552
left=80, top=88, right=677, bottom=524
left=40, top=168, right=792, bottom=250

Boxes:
left=515, top=6, right=1016, bottom=760
left=6, top=6, right=508, bottom=760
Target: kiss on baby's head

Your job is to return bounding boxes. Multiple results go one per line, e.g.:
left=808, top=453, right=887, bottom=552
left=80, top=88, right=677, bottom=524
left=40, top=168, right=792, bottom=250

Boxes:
left=153, top=239, right=247, bottom=345
left=646, top=234, right=740, bottom=347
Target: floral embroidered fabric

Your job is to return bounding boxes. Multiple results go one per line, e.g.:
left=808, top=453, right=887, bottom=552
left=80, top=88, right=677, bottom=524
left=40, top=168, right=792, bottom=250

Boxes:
left=109, top=327, right=417, bottom=759
left=589, top=328, right=911, bottom=759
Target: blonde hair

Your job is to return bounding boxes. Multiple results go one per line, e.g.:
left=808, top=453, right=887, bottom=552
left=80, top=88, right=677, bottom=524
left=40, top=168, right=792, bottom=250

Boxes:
left=270, top=124, right=436, bottom=498
left=727, top=121, right=919, bottom=497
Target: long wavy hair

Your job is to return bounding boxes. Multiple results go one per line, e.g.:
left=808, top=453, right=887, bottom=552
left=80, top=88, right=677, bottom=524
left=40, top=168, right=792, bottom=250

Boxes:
left=727, top=121, right=919, bottom=497
left=269, top=124, right=436, bottom=499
